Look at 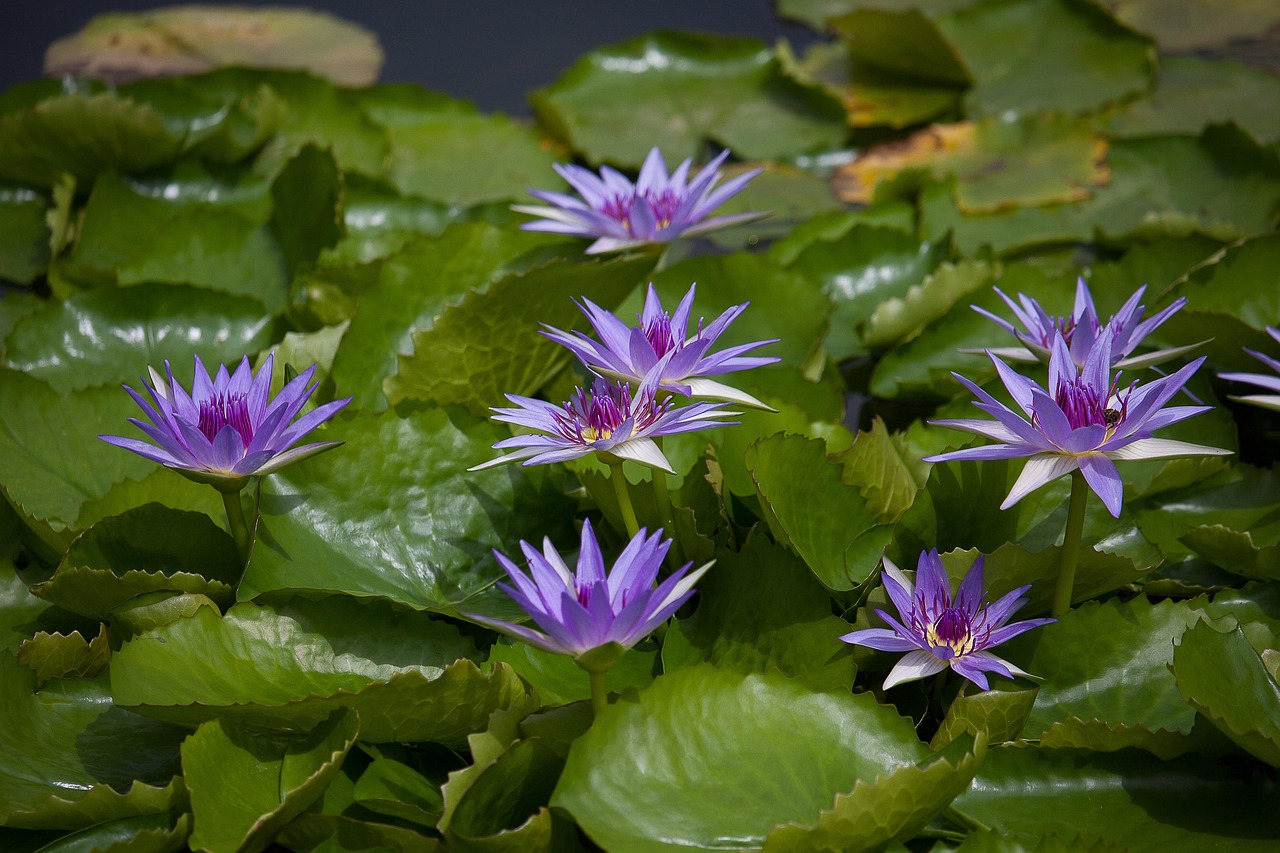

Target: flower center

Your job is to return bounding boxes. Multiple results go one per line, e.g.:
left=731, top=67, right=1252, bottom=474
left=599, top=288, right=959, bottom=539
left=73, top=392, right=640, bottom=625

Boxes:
left=643, top=313, right=678, bottom=357
left=926, top=607, right=976, bottom=655
left=552, top=379, right=672, bottom=446
left=601, top=188, right=682, bottom=235
left=644, top=188, right=680, bottom=230
left=197, top=392, right=253, bottom=447
left=602, top=193, right=634, bottom=233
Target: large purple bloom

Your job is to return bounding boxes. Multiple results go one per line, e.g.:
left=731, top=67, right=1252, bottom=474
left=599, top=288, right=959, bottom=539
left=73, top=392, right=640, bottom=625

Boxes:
left=926, top=329, right=1229, bottom=517
left=513, top=147, right=765, bottom=254
left=1219, top=326, right=1280, bottom=413
left=466, top=520, right=711, bottom=666
left=974, top=277, right=1196, bottom=370
left=841, top=550, right=1054, bottom=690
left=470, top=359, right=736, bottom=473
left=100, top=354, right=351, bottom=489
left=541, top=283, right=779, bottom=408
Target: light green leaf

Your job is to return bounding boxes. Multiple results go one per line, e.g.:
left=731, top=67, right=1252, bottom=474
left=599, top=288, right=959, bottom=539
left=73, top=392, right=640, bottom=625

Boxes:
left=837, top=418, right=930, bottom=524
left=384, top=255, right=654, bottom=412
left=486, top=643, right=656, bottom=707
left=328, top=223, right=556, bottom=411
left=747, top=433, right=893, bottom=591
left=16, top=624, right=110, bottom=688
left=0, top=652, right=186, bottom=829
left=552, top=665, right=929, bottom=853
left=32, top=504, right=240, bottom=620
left=530, top=31, right=846, bottom=167
left=1173, top=619, right=1280, bottom=767
left=863, top=260, right=994, bottom=350
left=239, top=407, right=576, bottom=612
left=2, top=283, right=276, bottom=393
left=931, top=685, right=1038, bottom=749
left=183, top=710, right=358, bottom=853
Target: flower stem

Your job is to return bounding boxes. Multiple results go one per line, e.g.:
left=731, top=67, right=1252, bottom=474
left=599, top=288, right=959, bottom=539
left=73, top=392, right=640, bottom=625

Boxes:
left=609, top=462, right=641, bottom=539
left=1052, top=470, right=1089, bottom=618
left=219, top=487, right=251, bottom=562
left=588, top=668, right=609, bottom=717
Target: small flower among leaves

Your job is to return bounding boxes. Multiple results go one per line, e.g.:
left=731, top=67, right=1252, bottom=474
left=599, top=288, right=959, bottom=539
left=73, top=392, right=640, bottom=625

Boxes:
left=470, top=359, right=737, bottom=473
left=975, top=277, right=1198, bottom=370
left=513, top=147, right=765, bottom=254
left=840, top=550, right=1055, bottom=691
left=1219, top=326, right=1280, bottom=413
left=541, top=282, right=779, bottom=408
left=926, top=328, right=1229, bottom=517
left=100, top=353, right=351, bottom=490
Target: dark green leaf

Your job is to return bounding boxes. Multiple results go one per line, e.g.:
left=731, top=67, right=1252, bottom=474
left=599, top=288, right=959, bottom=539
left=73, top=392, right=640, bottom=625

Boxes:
left=1109, top=56, right=1280, bottom=144
left=352, top=756, right=443, bottom=827
left=270, top=143, right=344, bottom=274
left=955, top=744, right=1280, bottom=849
left=664, top=533, right=857, bottom=690
left=443, top=739, right=562, bottom=853
left=16, top=624, right=110, bottom=688
left=0, top=188, right=49, bottom=284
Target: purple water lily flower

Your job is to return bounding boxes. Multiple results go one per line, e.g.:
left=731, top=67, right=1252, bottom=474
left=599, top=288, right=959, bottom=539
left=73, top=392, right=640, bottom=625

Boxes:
left=841, top=550, right=1054, bottom=690
left=101, top=354, right=351, bottom=490
left=1219, top=327, right=1280, bottom=413
left=470, top=359, right=737, bottom=473
left=974, top=277, right=1197, bottom=370
left=465, top=519, right=712, bottom=668
left=541, top=283, right=779, bottom=409
left=925, top=329, right=1230, bottom=517
left=513, top=147, right=765, bottom=254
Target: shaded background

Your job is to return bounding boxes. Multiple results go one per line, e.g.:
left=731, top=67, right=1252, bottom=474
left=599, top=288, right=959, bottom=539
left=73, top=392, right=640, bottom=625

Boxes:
left=3, top=1, right=820, bottom=113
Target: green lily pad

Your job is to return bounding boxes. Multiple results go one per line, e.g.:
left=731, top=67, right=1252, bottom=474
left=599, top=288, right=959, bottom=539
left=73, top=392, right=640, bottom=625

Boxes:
left=275, top=814, right=438, bottom=852
left=829, top=7, right=971, bottom=86
left=0, top=652, right=186, bottom=830
left=442, top=738, right=562, bottom=853
left=2, top=283, right=276, bottom=394
left=954, top=743, right=1280, bottom=848
left=184, top=710, right=358, bottom=853
left=553, top=665, right=930, bottom=852
left=45, top=7, right=383, bottom=86
left=270, top=143, right=343, bottom=274
left=0, top=92, right=182, bottom=188
left=784, top=223, right=949, bottom=360
left=1173, top=619, right=1280, bottom=767
left=1101, top=0, right=1280, bottom=52
left=0, top=188, right=50, bottom=285
left=651, top=251, right=831, bottom=376
left=32, top=504, right=240, bottom=620
left=111, top=598, right=528, bottom=743
left=1110, top=56, right=1280, bottom=144
left=663, top=533, right=857, bottom=690
left=487, top=643, right=657, bottom=707
left=937, top=0, right=1154, bottom=117
left=385, top=112, right=564, bottom=207
left=747, top=433, right=893, bottom=591
left=788, top=41, right=962, bottom=129
left=352, top=756, right=443, bottom=828
left=0, top=371, right=154, bottom=530
left=327, top=223, right=557, bottom=411
left=1012, top=598, right=1203, bottom=751
left=384, top=254, right=654, bottom=413
left=921, top=126, right=1280, bottom=255
left=238, top=407, right=575, bottom=612
left=864, top=260, right=994, bottom=350
left=71, top=467, right=226, bottom=537
left=769, top=203, right=916, bottom=266
left=530, top=30, right=847, bottom=167
left=762, top=734, right=986, bottom=852
left=931, top=684, right=1039, bottom=749
left=16, top=624, right=110, bottom=688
